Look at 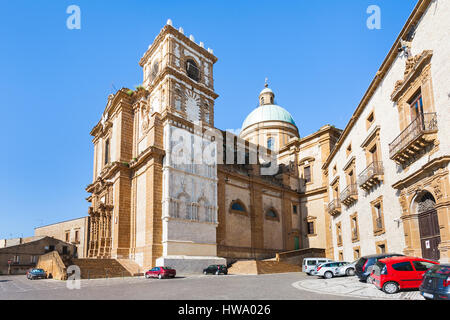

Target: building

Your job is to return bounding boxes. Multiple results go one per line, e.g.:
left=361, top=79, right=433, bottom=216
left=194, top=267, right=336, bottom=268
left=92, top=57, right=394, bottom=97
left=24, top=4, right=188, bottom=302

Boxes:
left=84, top=19, right=339, bottom=272
left=323, top=0, right=450, bottom=263
left=38, top=0, right=446, bottom=274
left=0, top=236, right=76, bottom=275
left=34, top=217, right=90, bottom=258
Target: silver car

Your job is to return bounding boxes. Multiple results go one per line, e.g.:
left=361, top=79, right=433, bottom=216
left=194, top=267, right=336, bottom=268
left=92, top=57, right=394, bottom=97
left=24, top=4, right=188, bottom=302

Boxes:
left=335, top=260, right=356, bottom=277
left=312, top=262, right=350, bottom=279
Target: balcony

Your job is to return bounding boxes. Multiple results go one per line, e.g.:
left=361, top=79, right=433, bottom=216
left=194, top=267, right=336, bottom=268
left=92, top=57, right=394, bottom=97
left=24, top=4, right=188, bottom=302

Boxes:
left=339, top=184, right=358, bottom=206
left=389, top=113, right=438, bottom=164
left=327, top=199, right=341, bottom=216
left=358, top=161, right=384, bottom=191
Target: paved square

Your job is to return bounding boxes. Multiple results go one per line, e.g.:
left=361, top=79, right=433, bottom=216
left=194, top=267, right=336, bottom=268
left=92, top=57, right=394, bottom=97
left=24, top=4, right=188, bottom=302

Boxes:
left=292, top=275, right=424, bottom=300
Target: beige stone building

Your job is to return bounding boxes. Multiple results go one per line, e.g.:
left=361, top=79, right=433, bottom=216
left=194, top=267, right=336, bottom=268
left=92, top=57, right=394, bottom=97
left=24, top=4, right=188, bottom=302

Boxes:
left=35, top=217, right=90, bottom=258
left=323, top=0, right=450, bottom=263
left=36, top=0, right=446, bottom=275
left=84, top=20, right=339, bottom=272
left=0, top=236, right=76, bottom=275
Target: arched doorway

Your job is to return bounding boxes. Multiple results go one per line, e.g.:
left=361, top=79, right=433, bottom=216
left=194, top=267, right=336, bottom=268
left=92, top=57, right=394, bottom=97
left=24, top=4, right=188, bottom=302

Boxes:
left=413, top=191, right=441, bottom=260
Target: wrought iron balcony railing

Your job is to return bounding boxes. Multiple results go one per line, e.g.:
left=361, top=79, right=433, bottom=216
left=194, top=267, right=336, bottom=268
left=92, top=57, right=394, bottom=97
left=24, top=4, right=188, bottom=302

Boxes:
left=340, top=184, right=358, bottom=205
left=389, top=112, right=438, bottom=160
left=328, top=199, right=341, bottom=215
left=358, top=161, right=384, bottom=189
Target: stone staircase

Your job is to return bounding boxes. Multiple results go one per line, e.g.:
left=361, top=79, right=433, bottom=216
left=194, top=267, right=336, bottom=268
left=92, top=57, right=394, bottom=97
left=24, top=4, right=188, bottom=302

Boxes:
left=67, top=258, right=143, bottom=279
left=228, top=260, right=302, bottom=275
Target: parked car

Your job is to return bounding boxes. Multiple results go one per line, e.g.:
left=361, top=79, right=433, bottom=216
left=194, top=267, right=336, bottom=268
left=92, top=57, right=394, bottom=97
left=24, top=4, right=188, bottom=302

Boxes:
left=302, top=258, right=333, bottom=275
left=335, top=260, right=357, bottom=277
left=26, top=268, right=47, bottom=280
left=419, top=264, right=450, bottom=300
left=369, top=256, right=439, bottom=294
left=312, top=262, right=351, bottom=279
left=203, top=265, right=228, bottom=275
left=145, top=267, right=176, bottom=279
left=355, top=253, right=404, bottom=282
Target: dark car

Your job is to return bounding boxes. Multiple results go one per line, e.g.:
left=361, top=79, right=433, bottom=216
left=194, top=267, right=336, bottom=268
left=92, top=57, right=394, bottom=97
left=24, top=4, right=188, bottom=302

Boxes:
left=145, top=267, right=176, bottom=279
left=419, top=264, right=450, bottom=300
left=26, top=268, right=47, bottom=280
left=355, top=253, right=404, bottom=282
left=203, top=265, right=228, bottom=275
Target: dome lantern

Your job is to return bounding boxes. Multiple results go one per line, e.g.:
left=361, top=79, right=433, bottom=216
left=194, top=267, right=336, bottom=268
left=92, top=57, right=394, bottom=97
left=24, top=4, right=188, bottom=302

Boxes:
left=259, top=78, right=275, bottom=106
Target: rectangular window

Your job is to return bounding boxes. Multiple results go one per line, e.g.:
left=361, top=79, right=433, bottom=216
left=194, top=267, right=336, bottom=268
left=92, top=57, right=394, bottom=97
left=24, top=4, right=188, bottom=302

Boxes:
left=75, top=230, right=80, bottom=242
left=65, top=231, right=70, bottom=242
left=354, top=248, right=360, bottom=260
left=104, top=139, right=110, bottom=165
left=304, top=166, right=311, bottom=183
left=366, top=111, right=375, bottom=130
left=292, top=205, right=298, bottom=215
left=371, top=199, right=385, bottom=236
left=307, top=222, right=315, bottom=235
left=346, top=144, right=352, bottom=157
left=409, top=91, right=424, bottom=121
left=14, top=255, right=20, bottom=263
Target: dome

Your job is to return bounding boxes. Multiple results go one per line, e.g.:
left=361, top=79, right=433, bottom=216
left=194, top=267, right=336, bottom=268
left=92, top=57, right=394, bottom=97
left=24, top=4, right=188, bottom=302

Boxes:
left=260, top=87, right=273, bottom=95
left=242, top=104, right=297, bottom=130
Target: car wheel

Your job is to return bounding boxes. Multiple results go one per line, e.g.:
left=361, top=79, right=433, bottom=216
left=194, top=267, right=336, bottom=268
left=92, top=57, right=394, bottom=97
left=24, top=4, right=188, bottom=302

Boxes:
left=145, top=274, right=150, bottom=279
left=203, top=271, right=208, bottom=275
left=158, top=274, right=162, bottom=280
left=215, top=271, right=220, bottom=275
left=346, top=268, right=355, bottom=276
left=324, top=271, right=333, bottom=279
left=382, top=282, right=399, bottom=294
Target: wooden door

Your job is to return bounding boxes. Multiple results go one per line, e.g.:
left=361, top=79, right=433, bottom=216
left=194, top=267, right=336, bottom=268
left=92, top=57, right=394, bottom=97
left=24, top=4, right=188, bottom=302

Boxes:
left=419, top=209, right=441, bottom=261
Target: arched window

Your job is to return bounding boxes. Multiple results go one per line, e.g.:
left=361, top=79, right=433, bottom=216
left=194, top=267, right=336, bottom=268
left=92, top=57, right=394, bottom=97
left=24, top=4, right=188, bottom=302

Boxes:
left=230, top=200, right=248, bottom=215
left=186, top=59, right=200, bottom=81
left=266, top=208, right=279, bottom=220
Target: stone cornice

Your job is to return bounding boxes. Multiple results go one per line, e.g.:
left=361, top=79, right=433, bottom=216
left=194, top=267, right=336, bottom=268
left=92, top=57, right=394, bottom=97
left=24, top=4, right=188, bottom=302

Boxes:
left=129, top=145, right=166, bottom=170
left=343, top=156, right=356, bottom=172
left=391, top=50, right=433, bottom=102
left=392, top=156, right=450, bottom=190
left=360, top=126, right=381, bottom=148
left=139, top=24, right=218, bottom=67
left=90, top=89, right=134, bottom=138
left=150, top=66, right=219, bottom=99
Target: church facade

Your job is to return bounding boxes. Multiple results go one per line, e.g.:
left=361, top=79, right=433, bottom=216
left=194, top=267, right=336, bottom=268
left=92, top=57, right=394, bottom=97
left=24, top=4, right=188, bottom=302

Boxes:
left=85, top=20, right=339, bottom=272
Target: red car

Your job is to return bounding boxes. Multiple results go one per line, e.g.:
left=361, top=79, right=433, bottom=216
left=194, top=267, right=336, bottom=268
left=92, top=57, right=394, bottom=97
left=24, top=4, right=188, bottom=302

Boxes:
left=145, top=266, right=176, bottom=279
left=369, top=256, right=438, bottom=294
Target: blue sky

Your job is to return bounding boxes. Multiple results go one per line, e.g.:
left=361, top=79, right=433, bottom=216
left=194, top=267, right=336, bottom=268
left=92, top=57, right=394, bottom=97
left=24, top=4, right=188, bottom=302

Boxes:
left=0, top=0, right=417, bottom=238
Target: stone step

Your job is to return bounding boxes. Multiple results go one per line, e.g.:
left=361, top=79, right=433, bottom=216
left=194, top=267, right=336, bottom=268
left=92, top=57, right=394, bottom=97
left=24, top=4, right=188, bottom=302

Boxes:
left=228, top=260, right=302, bottom=275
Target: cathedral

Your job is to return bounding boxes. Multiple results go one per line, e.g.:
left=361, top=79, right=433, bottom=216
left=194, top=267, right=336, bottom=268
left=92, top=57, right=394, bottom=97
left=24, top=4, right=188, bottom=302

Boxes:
left=85, top=19, right=341, bottom=272
left=84, top=0, right=450, bottom=271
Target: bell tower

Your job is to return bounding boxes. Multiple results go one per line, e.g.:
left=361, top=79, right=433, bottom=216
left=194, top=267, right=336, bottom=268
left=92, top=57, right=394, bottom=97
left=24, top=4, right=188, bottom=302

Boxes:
left=139, top=19, right=219, bottom=127
left=136, top=20, right=226, bottom=272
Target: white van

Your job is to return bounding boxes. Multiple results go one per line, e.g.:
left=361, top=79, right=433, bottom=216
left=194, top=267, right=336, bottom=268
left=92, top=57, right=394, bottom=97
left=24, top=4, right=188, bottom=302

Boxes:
left=302, top=258, right=333, bottom=274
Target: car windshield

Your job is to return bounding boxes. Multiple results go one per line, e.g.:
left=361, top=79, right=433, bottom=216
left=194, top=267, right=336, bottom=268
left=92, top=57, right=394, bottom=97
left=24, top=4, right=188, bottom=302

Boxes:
left=426, top=265, right=450, bottom=279
left=355, top=258, right=367, bottom=268
left=33, top=269, right=44, bottom=273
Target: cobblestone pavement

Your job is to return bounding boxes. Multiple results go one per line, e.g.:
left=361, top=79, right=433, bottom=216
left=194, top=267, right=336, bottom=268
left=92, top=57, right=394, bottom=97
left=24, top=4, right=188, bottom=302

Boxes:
left=292, top=275, right=424, bottom=300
